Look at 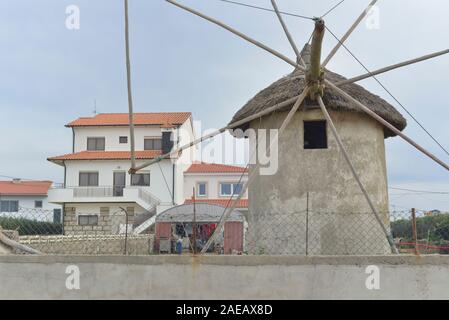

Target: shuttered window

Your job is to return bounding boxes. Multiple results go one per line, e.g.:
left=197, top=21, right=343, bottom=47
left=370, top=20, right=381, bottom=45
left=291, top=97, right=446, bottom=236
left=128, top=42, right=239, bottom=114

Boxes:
left=79, top=172, right=99, bottom=186
left=87, top=137, right=105, bottom=151
left=78, top=215, right=98, bottom=226
left=144, top=138, right=162, bottom=150
left=0, top=200, right=19, bottom=212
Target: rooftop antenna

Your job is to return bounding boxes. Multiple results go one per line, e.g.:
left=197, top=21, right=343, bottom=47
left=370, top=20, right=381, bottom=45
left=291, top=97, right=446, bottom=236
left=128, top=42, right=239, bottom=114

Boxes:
left=93, top=99, right=97, bottom=115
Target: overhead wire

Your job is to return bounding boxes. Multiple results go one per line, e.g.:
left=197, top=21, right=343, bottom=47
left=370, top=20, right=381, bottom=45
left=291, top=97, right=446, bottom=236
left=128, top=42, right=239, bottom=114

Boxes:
left=324, top=25, right=449, bottom=157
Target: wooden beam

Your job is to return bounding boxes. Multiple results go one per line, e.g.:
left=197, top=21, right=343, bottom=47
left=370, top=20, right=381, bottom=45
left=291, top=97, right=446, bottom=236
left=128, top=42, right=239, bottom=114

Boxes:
left=124, top=0, right=136, bottom=169
left=200, top=87, right=310, bottom=253
left=0, top=229, right=41, bottom=255
left=307, top=18, right=325, bottom=99
left=335, top=48, right=449, bottom=85
left=166, top=0, right=306, bottom=72
left=316, top=96, right=398, bottom=254
left=270, top=0, right=304, bottom=66
left=322, top=0, right=378, bottom=67
left=325, top=79, right=449, bottom=171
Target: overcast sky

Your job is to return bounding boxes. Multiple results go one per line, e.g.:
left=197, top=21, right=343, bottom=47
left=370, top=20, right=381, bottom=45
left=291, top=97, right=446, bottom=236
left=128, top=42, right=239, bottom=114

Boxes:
left=0, top=0, right=448, bottom=211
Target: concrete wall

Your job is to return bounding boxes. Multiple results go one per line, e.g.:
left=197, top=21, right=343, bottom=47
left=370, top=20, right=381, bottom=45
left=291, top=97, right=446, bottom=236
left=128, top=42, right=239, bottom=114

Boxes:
left=248, top=109, right=391, bottom=255
left=1, top=255, right=449, bottom=299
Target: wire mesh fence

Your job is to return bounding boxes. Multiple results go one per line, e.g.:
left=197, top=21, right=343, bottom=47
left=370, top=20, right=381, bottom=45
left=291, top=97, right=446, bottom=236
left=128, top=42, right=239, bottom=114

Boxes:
left=0, top=207, right=153, bottom=255
left=0, top=206, right=448, bottom=255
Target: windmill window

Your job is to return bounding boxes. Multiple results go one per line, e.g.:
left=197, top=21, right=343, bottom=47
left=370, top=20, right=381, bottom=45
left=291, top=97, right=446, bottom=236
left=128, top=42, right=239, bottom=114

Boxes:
left=304, top=120, right=327, bottom=149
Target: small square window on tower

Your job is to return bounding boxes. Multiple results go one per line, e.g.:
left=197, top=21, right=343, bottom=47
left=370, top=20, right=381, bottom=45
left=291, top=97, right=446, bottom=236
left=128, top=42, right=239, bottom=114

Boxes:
left=304, top=120, right=327, bottom=149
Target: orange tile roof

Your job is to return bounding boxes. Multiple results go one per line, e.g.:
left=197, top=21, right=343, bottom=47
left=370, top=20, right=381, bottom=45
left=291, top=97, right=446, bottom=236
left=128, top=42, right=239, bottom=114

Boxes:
left=184, top=198, right=248, bottom=208
left=0, top=181, right=52, bottom=195
left=66, top=112, right=191, bottom=127
left=185, top=162, right=248, bottom=174
left=48, top=150, right=161, bottom=163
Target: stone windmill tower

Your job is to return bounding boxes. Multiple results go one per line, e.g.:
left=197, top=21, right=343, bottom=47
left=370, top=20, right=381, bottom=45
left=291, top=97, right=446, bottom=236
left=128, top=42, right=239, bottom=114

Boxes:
left=230, top=43, right=407, bottom=255
left=130, top=1, right=449, bottom=255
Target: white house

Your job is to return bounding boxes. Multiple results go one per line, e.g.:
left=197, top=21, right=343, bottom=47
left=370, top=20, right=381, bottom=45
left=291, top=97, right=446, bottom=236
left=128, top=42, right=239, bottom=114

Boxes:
left=47, top=112, right=196, bottom=235
left=183, top=162, right=248, bottom=213
left=0, top=180, right=61, bottom=222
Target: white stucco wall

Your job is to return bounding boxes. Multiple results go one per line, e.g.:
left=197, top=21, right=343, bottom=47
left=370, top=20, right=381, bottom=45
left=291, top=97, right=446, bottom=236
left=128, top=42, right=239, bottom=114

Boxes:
left=183, top=173, right=248, bottom=200
left=0, top=195, right=61, bottom=221
left=73, top=126, right=162, bottom=153
left=52, top=117, right=196, bottom=215
left=64, top=159, right=174, bottom=204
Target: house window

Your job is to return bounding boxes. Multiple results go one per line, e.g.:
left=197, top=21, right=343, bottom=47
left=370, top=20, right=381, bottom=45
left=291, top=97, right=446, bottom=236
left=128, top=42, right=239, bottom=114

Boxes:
left=144, top=138, right=162, bottom=150
left=119, top=136, right=128, bottom=144
left=220, top=183, right=243, bottom=197
left=87, top=137, right=105, bottom=151
left=131, top=173, right=150, bottom=186
left=79, top=172, right=99, bottom=186
left=304, top=120, right=327, bottom=149
left=34, top=200, right=43, bottom=208
left=78, top=215, right=98, bottom=226
left=197, top=183, right=207, bottom=197
left=0, top=200, right=19, bottom=213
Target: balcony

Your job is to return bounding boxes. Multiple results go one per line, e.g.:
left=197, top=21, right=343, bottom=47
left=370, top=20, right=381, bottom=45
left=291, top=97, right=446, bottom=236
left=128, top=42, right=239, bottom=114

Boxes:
left=48, top=186, right=160, bottom=211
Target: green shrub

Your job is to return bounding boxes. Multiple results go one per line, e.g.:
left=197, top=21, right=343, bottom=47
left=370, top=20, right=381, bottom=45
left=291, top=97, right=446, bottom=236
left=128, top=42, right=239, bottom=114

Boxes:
left=0, top=216, right=62, bottom=235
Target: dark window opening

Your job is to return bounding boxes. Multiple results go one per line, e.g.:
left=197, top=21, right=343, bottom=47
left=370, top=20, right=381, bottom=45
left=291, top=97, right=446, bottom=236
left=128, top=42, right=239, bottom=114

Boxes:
left=119, top=136, right=128, bottom=144
left=34, top=200, right=43, bottom=208
left=78, top=215, right=98, bottom=226
left=304, top=120, right=327, bottom=149
left=131, top=173, right=150, bottom=186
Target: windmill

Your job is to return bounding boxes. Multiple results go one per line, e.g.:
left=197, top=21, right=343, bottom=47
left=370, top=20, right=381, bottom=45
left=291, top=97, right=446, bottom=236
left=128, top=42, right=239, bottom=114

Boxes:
left=124, top=0, right=449, bottom=254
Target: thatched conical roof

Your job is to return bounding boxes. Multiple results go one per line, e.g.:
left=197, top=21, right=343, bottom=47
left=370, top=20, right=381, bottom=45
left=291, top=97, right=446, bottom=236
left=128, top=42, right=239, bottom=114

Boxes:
left=230, top=46, right=407, bottom=138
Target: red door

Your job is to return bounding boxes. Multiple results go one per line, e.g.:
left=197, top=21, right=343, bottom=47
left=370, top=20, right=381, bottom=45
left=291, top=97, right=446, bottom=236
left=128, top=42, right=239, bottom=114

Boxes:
left=155, top=222, right=171, bottom=253
left=224, top=222, right=243, bottom=254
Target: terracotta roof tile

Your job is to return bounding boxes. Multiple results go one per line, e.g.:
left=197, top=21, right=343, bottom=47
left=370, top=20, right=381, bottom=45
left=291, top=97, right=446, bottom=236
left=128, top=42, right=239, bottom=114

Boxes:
left=185, top=162, right=248, bottom=174
left=66, top=112, right=191, bottom=127
left=0, top=181, right=52, bottom=195
left=184, top=198, right=248, bottom=208
left=48, top=150, right=161, bottom=162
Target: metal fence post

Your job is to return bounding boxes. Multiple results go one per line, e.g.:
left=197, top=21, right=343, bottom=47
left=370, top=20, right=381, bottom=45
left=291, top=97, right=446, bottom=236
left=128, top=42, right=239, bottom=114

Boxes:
left=411, top=208, right=419, bottom=255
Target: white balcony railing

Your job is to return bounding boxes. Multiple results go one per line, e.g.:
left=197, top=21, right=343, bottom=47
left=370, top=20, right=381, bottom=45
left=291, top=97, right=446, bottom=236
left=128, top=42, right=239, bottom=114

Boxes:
left=48, top=186, right=161, bottom=212
left=73, top=186, right=114, bottom=198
